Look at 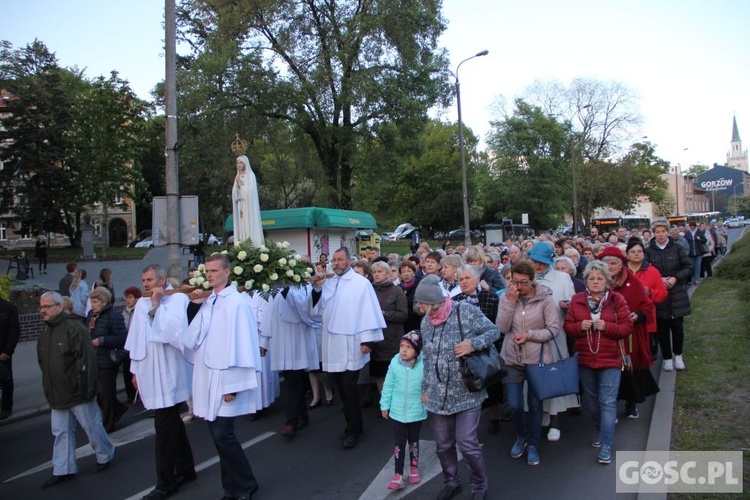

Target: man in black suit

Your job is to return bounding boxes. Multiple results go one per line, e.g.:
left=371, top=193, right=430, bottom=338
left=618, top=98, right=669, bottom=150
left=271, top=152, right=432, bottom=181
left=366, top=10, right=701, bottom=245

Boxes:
left=0, top=297, right=20, bottom=420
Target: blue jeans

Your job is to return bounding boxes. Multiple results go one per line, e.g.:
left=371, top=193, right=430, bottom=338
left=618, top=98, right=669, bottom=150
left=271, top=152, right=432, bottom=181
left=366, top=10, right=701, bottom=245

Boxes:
left=579, top=366, right=620, bottom=447
left=206, top=417, right=258, bottom=497
left=50, top=398, right=115, bottom=475
left=503, top=366, right=543, bottom=448
left=691, top=255, right=702, bottom=283
left=428, top=406, right=487, bottom=494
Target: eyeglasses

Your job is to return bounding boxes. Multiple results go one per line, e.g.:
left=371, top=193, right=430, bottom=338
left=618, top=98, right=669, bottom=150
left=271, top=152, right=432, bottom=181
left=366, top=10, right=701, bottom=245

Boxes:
left=39, top=304, right=60, bottom=311
left=510, top=279, right=531, bottom=286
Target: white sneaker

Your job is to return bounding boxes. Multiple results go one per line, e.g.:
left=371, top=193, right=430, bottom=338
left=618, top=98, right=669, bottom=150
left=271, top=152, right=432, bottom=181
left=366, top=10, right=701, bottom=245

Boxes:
left=674, top=355, right=685, bottom=370
left=547, top=428, right=561, bottom=441
left=663, top=359, right=674, bottom=372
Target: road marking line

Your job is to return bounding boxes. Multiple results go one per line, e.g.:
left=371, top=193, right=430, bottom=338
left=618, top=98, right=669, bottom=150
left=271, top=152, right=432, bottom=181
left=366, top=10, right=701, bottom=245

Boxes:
left=124, top=431, right=276, bottom=500
left=357, top=440, right=467, bottom=500
left=3, top=419, right=156, bottom=482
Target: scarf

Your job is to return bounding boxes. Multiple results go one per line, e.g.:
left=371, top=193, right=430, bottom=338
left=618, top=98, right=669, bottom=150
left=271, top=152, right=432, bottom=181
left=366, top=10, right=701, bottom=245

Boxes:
left=441, top=277, right=458, bottom=292
left=534, top=265, right=551, bottom=281
left=88, top=311, right=101, bottom=332
left=585, top=289, right=609, bottom=315
left=429, top=296, right=453, bottom=326
left=400, top=278, right=417, bottom=291
left=462, top=289, right=480, bottom=305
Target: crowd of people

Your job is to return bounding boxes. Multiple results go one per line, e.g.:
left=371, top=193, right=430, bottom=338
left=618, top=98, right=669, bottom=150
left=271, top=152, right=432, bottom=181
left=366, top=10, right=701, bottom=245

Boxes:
left=27, top=217, right=725, bottom=500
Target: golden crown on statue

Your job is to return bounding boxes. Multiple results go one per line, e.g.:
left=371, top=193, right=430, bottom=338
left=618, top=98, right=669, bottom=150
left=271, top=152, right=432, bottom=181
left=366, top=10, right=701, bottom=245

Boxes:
left=231, top=133, right=248, bottom=156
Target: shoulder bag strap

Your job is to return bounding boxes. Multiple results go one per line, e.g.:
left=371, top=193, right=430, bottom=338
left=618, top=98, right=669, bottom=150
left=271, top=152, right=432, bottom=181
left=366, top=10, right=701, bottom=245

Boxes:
left=456, top=302, right=464, bottom=341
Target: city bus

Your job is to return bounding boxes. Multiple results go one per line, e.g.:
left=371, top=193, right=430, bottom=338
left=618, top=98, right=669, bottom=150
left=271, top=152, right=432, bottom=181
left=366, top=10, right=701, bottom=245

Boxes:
left=667, top=212, right=722, bottom=227
left=591, top=215, right=651, bottom=234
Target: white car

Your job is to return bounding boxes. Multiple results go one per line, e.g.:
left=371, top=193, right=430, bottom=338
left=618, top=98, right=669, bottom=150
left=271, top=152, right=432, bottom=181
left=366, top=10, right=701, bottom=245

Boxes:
left=135, top=237, right=155, bottom=248
left=725, top=218, right=742, bottom=228
left=200, top=233, right=221, bottom=245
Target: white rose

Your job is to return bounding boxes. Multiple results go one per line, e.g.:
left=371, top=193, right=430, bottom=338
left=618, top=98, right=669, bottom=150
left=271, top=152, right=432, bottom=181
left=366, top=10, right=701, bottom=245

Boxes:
left=244, top=280, right=254, bottom=289
left=198, top=264, right=205, bottom=272
left=221, top=250, right=228, bottom=255
left=281, top=241, right=290, bottom=249
left=288, top=259, right=297, bottom=267
left=262, top=283, right=270, bottom=292
left=278, top=257, right=287, bottom=266
left=306, top=267, right=313, bottom=274
left=303, top=271, right=311, bottom=279
left=231, top=281, right=238, bottom=287
left=253, top=264, right=263, bottom=273
left=260, top=253, right=269, bottom=262
left=259, top=246, right=268, bottom=253
left=286, top=269, right=294, bottom=277
left=196, top=276, right=205, bottom=285
left=270, top=273, right=279, bottom=281
left=233, top=266, right=243, bottom=275
left=189, top=278, right=197, bottom=286
left=237, top=251, right=247, bottom=260
left=293, top=274, right=301, bottom=282
left=202, top=281, right=211, bottom=289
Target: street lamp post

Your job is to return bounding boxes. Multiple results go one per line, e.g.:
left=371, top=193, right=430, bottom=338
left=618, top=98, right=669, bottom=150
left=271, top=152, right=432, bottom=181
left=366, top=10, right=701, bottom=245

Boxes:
left=456, top=50, right=488, bottom=248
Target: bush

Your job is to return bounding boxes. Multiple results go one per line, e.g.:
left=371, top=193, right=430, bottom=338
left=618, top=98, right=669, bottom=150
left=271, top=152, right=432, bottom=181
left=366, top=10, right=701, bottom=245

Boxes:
left=0, top=275, right=10, bottom=300
left=715, top=231, right=750, bottom=281
left=10, top=284, right=50, bottom=314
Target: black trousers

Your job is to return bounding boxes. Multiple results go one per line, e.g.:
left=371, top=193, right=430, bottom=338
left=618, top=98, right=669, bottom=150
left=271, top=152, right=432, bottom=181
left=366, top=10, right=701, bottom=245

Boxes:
left=121, top=358, right=136, bottom=401
left=154, top=403, right=195, bottom=490
left=391, top=420, right=422, bottom=475
left=331, top=370, right=362, bottom=437
left=657, top=317, right=685, bottom=359
left=207, top=416, right=258, bottom=496
left=283, top=370, right=309, bottom=426
left=0, top=357, right=12, bottom=411
left=97, top=367, right=126, bottom=432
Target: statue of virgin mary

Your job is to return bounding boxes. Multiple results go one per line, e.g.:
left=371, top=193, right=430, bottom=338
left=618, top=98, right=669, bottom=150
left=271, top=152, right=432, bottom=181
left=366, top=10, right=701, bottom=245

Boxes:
left=231, top=136, right=264, bottom=246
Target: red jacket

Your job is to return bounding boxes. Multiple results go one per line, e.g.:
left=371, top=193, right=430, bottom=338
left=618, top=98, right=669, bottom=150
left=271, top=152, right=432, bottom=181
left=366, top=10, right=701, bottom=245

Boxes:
left=611, top=270, right=656, bottom=370
left=633, top=262, right=667, bottom=333
left=564, top=291, right=632, bottom=370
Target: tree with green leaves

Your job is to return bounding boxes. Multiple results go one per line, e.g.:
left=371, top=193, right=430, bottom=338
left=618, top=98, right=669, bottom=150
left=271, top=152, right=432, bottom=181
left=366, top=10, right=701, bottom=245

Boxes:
left=485, top=99, right=572, bottom=232
left=176, top=0, right=451, bottom=209
left=0, top=40, right=150, bottom=246
left=391, top=119, right=479, bottom=235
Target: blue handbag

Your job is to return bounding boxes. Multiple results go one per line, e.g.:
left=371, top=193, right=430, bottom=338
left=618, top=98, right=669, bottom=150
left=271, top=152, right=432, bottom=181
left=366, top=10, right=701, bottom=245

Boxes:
left=526, top=333, right=579, bottom=400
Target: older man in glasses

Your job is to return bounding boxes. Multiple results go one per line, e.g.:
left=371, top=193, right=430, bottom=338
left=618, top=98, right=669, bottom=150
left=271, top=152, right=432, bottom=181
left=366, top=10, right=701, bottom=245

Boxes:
left=37, top=291, right=115, bottom=489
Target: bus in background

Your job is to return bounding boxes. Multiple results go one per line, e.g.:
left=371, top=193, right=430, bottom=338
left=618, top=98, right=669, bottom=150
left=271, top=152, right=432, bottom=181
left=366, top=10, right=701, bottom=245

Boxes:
left=591, top=215, right=651, bottom=234
left=667, top=212, right=722, bottom=227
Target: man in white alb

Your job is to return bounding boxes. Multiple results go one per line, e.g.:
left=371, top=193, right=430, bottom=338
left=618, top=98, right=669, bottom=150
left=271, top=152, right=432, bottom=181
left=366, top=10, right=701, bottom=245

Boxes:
left=182, top=253, right=261, bottom=499
left=311, top=247, right=385, bottom=448
left=126, top=264, right=196, bottom=499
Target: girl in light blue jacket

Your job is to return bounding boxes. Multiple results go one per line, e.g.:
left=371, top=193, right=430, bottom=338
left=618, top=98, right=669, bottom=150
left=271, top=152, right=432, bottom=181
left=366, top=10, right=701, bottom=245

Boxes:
left=380, top=331, right=427, bottom=491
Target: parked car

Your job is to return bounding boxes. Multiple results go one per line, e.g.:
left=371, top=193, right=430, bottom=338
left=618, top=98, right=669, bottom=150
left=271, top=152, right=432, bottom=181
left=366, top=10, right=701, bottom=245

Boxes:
left=388, top=223, right=418, bottom=241
left=446, top=228, right=482, bottom=239
left=725, top=218, right=742, bottom=228
left=128, top=229, right=152, bottom=248
left=199, top=233, right=221, bottom=245
left=135, top=237, right=155, bottom=249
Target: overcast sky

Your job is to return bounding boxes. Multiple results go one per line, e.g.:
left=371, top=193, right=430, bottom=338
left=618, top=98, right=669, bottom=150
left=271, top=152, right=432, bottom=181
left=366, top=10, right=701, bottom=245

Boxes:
left=5, top=0, right=750, bottom=169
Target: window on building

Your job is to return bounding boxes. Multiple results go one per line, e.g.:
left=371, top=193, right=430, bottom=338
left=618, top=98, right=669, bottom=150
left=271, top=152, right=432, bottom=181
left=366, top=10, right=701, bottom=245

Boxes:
left=0, top=223, right=6, bottom=241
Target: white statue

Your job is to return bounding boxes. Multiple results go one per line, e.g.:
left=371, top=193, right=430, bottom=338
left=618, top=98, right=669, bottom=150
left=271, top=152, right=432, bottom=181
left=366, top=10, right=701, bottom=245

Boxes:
left=232, top=154, right=264, bottom=247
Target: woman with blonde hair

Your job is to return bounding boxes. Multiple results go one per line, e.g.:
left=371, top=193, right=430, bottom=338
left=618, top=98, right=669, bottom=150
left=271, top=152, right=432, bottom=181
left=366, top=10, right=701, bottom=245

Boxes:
left=69, top=269, right=89, bottom=317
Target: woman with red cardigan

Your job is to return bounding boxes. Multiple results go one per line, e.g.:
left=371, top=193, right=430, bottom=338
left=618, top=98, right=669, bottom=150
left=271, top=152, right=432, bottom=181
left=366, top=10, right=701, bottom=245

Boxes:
left=626, top=239, right=667, bottom=359
left=564, top=260, right=632, bottom=465
left=598, top=246, right=659, bottom=420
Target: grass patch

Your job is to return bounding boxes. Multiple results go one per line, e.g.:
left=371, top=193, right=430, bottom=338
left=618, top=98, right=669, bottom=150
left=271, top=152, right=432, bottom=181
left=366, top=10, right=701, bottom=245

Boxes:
left=671, top=235, right=750, bottom=498
left=1, top=246, right=149, bottom=264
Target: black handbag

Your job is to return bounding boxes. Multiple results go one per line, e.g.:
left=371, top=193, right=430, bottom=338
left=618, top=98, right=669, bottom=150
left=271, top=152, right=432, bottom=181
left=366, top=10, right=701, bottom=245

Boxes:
left=526, top=334, right=580, bottom=400
left=456, top=303, right=507, bottom=392
left=108, top=348, right=129, bottom=365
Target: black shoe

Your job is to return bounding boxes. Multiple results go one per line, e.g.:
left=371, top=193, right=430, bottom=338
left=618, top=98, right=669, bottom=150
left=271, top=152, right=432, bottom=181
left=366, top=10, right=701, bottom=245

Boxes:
left=142, top=487, right=178, bottom=499
left=436, top=485, right=462, bottom=500
left=341, top=434, right=359, bottom=449
left=114, top=404, right=128, bottom=424
left=488, top=420, right=500, bottom=435
left=176, top=470, right=197, bottom=487
left=307, top=400, right=322, bottom=410
left=280, top=423, right=296, bottom=438
left=93, top=460, right=111, bottom=472
left=42, top=474, right=75, bottom=488
left=250, top=409, right=264, bottom=421
left=325, top=396, right=334, bottom=407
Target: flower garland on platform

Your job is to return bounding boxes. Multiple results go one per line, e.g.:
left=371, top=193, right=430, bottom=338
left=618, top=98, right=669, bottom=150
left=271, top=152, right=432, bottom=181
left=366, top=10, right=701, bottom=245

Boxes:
left=190, top=240, right=312, bottom=296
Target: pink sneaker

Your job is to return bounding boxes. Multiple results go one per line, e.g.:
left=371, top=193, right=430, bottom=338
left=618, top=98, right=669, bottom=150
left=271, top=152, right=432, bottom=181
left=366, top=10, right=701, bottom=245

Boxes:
left=409, top=467, right=420, bottom=484
left=388, top=474, right=406, bottom=490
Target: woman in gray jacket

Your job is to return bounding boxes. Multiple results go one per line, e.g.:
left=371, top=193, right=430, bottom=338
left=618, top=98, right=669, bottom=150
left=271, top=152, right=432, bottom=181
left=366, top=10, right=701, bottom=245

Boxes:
left=496, top=260, right=560, bottom=467
left=416, top=275, right=499, bottom=500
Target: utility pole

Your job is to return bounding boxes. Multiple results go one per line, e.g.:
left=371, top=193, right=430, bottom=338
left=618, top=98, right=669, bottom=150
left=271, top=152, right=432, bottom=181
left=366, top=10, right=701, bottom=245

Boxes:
left=165, top=0, right=181, bottom=278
